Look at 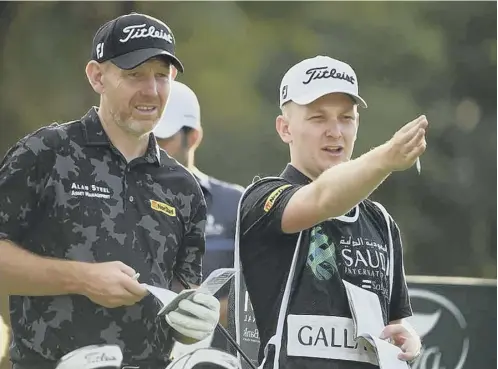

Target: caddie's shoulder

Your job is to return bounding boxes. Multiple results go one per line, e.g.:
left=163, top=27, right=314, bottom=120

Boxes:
left=239, top=176, right=295, bottom=214
left=242, top=175, right=292, bottom=200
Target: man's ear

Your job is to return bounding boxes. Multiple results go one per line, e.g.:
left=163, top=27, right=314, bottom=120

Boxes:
left=171, top=66, right=178, bottom=80
left=85, top=60, right=106, bottom=94
left=276, top=114, right=292, bottom=144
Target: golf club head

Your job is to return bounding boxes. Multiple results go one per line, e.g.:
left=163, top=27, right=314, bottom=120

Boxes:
left=55, top=344, right=123, bottom=369
left=166, top=348, right=241, bottom=369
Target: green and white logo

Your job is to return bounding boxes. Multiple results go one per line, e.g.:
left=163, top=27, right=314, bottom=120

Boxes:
left=307, top=226, right=338, bottom=281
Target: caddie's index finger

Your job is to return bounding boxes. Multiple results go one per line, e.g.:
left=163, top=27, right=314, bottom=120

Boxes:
left=400, top=115, right=425, bottom=134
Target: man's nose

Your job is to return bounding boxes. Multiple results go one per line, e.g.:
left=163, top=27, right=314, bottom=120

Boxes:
left=325, top=119, right=342, bottom=139
left=141, top=75, right=159, bottom=97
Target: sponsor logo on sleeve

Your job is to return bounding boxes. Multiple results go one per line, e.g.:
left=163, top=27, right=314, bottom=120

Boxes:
left=263, top=184, right=292, bottom=212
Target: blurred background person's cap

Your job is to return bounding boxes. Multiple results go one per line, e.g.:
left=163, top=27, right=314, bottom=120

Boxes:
left=279, top=55, right=367, bottom=108
left=91, top=12, right=184, bottom=72
left=154, top=80, right=201, bottom=139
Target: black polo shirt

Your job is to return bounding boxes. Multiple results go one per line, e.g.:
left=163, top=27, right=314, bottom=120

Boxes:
left=0, top=108, right=207, bottom=368
left=239, top=164, right=412, bottom=369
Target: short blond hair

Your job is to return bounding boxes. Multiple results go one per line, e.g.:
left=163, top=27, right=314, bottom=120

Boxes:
left=280, top=101, right=294, bottom=120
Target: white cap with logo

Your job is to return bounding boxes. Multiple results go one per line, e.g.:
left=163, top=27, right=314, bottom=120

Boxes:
left=279, top=55, right=367, bottom=109
left=154, top=80, right=201, bottom=139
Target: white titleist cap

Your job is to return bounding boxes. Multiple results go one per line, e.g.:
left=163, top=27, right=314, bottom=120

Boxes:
left=154, top=80, right=201, bottom=139
left=166, top=348, right=241, bottom=369
left=55, top=345, right=123, bottom=369
left=279, top=55, right=367, bottom=109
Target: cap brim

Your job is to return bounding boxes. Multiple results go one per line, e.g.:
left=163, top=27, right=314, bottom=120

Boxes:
left=288, top=88, right=367, bottom=109
left=111, top=48, right=184, bottom=73
left=153, top=121, right=183, bottom=139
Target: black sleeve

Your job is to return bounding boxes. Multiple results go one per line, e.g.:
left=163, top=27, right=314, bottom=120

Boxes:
left=175, top=180, right=207, bottom=286
left=389, top=220, right=413, bottom=321
left=240, top=178, right=302, bottom=238
left=0, top=135, right=53, bottom=245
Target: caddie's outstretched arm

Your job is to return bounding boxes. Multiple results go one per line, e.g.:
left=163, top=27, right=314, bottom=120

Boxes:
left=280, top=115, right=428, bottom=234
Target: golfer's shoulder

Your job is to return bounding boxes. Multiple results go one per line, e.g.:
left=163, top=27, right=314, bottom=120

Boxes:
left=2, top=120, right=82, bottom=167
left=157, top=152, right=205, bottom=199
left=18, top=119, right=82, bottom=153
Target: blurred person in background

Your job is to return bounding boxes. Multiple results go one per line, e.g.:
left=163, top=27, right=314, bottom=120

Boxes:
left=235, top=55, right=424, bottom=369
left=154, top=80, right=244, bottom=354
left=0, top=13, right=220, bottom=369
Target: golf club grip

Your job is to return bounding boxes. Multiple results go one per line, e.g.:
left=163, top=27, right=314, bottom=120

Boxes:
left=173, top=271, right=258, bottom=369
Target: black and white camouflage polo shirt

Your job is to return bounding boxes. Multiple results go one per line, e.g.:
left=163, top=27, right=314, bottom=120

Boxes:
left=0, top=107, right=207, bottom=368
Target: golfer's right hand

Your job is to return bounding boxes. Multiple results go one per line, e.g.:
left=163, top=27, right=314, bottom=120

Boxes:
left=381, top=115, right=428, bottom=172
left=78, top=261, right=148, bottom=308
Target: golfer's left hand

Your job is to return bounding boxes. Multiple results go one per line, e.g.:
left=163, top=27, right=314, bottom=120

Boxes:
left=165, top=291, right=220, bottom=341
left=380, top=323, right=422, bottom=361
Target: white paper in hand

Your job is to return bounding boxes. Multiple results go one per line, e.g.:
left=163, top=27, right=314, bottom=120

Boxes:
left=343, top=280, right=410, bottom=369
left=363, top=335, right=410, bottom=369
left=144, top=284, right=196, bottom=317
left=161, top=268, right=235, bottom=315
left=197, top=268, right=236, bottom=295
left=143, top=284, right=181, bottom=314
left=343, top=280, right=384, bottom=338
left=157, top=289, right=197, bottom=316
left=145, top=268, right=236, bottom=316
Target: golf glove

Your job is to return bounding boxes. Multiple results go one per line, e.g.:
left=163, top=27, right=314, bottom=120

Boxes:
left=165, top=291, right=220, bottom=341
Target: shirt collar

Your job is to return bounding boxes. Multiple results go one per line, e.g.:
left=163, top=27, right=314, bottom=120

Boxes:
left=281, top=163, right=313, bottom=185
left=144, top=135, right=162, bottom=166
left=81, top=107, right=161, bottom=166
left=81, top=107, right=109, bottom=146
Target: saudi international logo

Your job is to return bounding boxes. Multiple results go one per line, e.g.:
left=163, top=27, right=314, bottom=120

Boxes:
left=307, top=225, right=338, bottom=281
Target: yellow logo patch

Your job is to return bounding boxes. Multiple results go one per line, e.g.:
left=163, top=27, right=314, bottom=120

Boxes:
left=150, top=200, right=176, bottom=217
left=264, top=184, right=292, bottom=212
